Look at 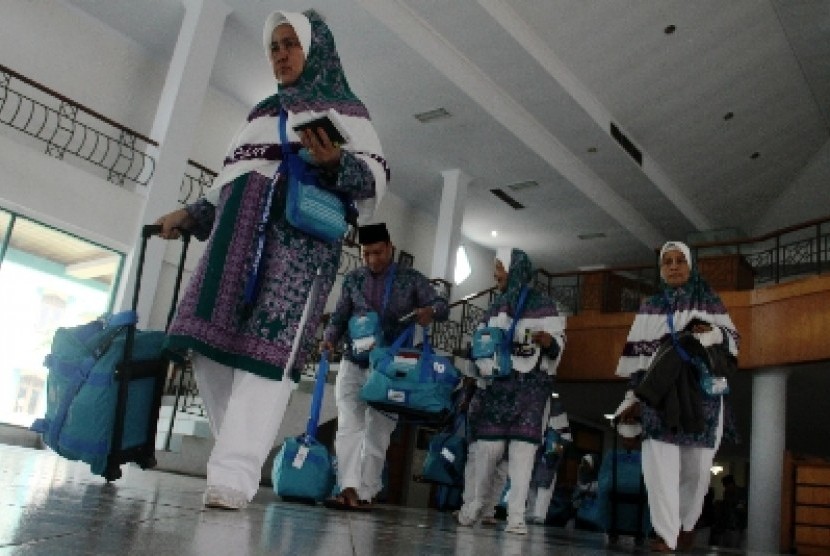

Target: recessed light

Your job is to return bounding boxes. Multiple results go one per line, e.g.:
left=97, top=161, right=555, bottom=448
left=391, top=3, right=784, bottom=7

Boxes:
left=723, top=112, right=734, bottom=121
left=413, top=108, right=451, bottom=123
left=664, top=24, right=676, bottom=34
left=491, top=230, right=498, bottom=237
left=506, top=180, right=539, bottom=192
left=587, top=146, right=598, bottom=153
left=750, top=152, right=760, bottom=159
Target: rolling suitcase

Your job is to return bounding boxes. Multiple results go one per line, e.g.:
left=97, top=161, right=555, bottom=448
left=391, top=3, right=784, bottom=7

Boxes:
left=32, top=224, right=190, bottom=481
left=604, top=422, right=650, bottom=545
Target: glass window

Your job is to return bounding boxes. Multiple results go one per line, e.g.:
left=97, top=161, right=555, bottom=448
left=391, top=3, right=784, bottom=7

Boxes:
left=0, top=208, right=123, bottom=427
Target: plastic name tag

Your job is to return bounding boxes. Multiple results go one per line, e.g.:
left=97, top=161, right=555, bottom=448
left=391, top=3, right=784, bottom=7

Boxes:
left=393, top=353, right=419, bottom=366
left=292, top=445, right=309, bottom=469
left=386, top=388, right=408, bottom=404
left=441, top=447, right=456, bottom=463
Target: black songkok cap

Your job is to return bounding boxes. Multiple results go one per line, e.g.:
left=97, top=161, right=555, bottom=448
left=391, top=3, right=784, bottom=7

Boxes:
left=358, top=223, right=391, bottom=245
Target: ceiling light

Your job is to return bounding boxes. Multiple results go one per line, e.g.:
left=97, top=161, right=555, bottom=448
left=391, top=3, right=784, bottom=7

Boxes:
left=750, top=152, right=760, bottom=159
left=578, top=232, right=606, bottom=240
left=491, top=230, right=498, bottom=237
left=723, top=112, right=734, bottom=121
left=506, top=180, right=539, bottom=192
left=587, top=147, right=598, bottom=153
left=711, top=464, right=724, bottom=476
left=664, top=24, right=676, bottom=34
left=413, top=107, right=451, bottom=123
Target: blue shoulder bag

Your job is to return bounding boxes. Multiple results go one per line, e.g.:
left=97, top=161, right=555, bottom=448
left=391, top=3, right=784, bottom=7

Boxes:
left=470, top=286, right=529, bottom=378
left=278, top=109, right=349, bottom=244
left=347, top=265, right=396, bottom=364
left=665, top=305, right=729, bottom=397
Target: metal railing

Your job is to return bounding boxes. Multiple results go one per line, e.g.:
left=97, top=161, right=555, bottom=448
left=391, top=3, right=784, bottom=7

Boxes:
left=1, top=63, right=219, bottom=201
left=692, top=215, right=830, bottom=286
left=0, top=64, right=157, bottom=186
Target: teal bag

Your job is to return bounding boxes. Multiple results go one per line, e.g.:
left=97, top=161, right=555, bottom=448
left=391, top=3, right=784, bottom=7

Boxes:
left=470, top=287, right=529, bottom=379
left=31, top=311, right=166, bottom=476
left=360, top=325, right=459, bottom=419
left=348, top=311, right=381, bottom=364
left=273, top=352, right=336, bottom=502
left=422, top=417, right=467, bottom=486
left=279, top=110, right=348, bottom=244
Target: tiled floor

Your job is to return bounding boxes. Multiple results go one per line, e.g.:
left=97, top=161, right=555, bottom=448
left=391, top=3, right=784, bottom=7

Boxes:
left=1, top=444, right=737, bottom=555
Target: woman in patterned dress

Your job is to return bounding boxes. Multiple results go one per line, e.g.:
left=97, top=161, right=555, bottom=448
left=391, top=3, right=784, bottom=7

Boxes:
left=154, top=9, right=388, bottom=509
left=457, top=248, right=566, bottom=535
left=615, top=241, right=739, bottom=551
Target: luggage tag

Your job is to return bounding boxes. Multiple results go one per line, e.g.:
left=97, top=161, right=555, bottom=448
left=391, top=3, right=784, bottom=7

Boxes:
left=292, top=445, right=309, bottom=469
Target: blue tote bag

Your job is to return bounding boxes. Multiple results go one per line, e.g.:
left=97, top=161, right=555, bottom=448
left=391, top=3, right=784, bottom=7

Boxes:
left=360, top=324, right=460, bottom=420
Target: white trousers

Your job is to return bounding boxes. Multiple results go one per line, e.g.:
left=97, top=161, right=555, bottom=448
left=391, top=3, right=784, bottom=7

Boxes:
left=527, top=478, right=557, bottom=521
left=468, top=440, right=537, bottom=526
left=193, top=354, right=293, bottom=501
left=334, top=358, right=398, bottom=501
left=462, top=441, right=509, bottom=518
left=641, top=399, right=724, bottom=549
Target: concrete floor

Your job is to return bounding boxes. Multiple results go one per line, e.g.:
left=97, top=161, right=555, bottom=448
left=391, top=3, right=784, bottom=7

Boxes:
left=1, top=444, right=749, bottom=555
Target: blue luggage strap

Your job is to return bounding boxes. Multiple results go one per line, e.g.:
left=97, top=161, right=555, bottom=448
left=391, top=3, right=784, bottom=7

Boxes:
left=32, top=310, right=138, bottom=448
left=504, top=286, right=529, bottom=354
left=305, top=350, right=330, bottom=440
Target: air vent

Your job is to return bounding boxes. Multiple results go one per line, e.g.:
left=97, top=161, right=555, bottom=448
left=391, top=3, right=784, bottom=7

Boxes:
left=578, top=232, right=606, bottom=240
left=414, top=108, right=451, bottom=123
left=490, top=188, right=524, bottom=209
left=610, top=122, right=642, bottom=166
left=506, top=180, right=538, bottom=192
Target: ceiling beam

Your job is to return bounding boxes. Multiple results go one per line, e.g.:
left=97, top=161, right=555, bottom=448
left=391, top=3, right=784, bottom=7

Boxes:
left=359, top=0, right=665, bottom=249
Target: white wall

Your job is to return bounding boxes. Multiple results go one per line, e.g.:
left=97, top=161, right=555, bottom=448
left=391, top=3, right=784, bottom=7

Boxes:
left=754, top=138, right=830, bottom=234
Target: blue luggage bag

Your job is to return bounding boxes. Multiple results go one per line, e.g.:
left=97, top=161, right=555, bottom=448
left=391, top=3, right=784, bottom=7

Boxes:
left=272, top=351, right=336, bottom=502
left=360, top=325, right=460, bottom=422
left=31, top=224, right=190, bottom=481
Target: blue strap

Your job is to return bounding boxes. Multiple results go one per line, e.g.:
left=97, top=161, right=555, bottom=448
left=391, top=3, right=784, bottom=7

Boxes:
left=504, top=286, right=530, bottom=351
left=380, top=263, right=396, bottom=316
left=106, top=310, right=137, bottom=327
left=241, top=114, right=285, bottom=310
left=305, top=350, right=330, bottom=439
left=664, top=293, right=693, bottom=363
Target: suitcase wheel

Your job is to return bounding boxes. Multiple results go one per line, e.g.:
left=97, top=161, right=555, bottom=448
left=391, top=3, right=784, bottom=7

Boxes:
left=104, top=466, right=122, bottom=482
left=139, top=455, right=157, bottom=470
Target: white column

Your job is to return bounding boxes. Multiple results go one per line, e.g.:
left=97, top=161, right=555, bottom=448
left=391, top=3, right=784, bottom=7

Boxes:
left=747, top=368, right=789, bottom=553
left=430, top=169, right=471, bottom=286
left=116, top=0, right=230, bottom=325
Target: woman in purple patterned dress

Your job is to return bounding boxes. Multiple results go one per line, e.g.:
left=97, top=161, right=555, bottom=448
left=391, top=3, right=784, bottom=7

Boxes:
left=153, top=9, right=388, bottom=510
left=615, top=241, right=739, bottom=551
left=457, top=248, right=566, bottom=535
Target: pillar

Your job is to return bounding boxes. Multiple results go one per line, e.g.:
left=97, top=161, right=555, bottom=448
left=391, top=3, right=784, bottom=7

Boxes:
left=747, top=368, right=789, bottom=553
left=430, top=169, right=471, bottom=291
left=117, top=0, right=230, bottom=326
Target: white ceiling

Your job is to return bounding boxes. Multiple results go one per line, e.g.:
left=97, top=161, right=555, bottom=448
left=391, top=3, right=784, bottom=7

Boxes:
left=63, top=0, right=830, bottom=272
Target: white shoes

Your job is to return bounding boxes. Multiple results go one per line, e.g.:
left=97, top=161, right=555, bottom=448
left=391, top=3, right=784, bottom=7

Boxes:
left=203, top=485, right=248, bottom=510
left=504, top=521, right=528, bottom=535
left=456, top=503, right=482, bottom=527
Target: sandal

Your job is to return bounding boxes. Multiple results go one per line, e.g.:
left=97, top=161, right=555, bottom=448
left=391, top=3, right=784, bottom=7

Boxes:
left=323, top=488, right=372, bottom=512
